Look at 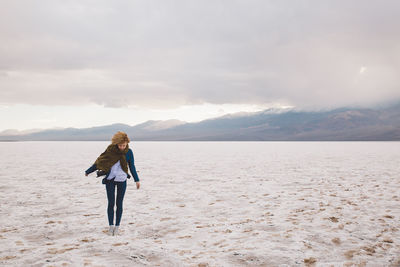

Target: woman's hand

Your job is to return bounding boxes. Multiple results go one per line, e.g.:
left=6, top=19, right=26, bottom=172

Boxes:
left=85, top=172, right=88, bottom=177
left=136, top=182, right=140, bottom=189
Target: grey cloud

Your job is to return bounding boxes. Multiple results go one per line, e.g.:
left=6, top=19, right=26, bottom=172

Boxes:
left=0, top=0, right=399, bottom=109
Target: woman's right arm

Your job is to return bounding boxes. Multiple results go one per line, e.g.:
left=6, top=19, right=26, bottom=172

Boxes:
left=85, top=164, right=97, bottom=176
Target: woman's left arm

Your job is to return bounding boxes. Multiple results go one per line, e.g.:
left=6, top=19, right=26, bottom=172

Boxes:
left=127, top=149, right=140, bottom=189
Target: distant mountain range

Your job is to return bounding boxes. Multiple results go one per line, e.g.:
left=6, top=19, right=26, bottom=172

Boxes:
left=1, top=103, right=400, bottom=141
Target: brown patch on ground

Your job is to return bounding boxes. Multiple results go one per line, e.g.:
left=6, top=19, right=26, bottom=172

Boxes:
left=344, top=250, right=356, bottom=259
left=178, top=235, right=192, bottom=239
left=383, top=238, right=393, bottom=243
left=304, top=257, right=317, bottom=266
left=81, top=238, right=96, bottom=243
left=112, top=242, right=129, bottom=246
left=0, top=228, right=17, bottom=233
left=212, top=240, right=226, bottom=246
left=361, top=246, right=375, bottom=255
left=196, top=225, right=210, bottom=228
left=332, top=237, right=341, bottom=245
left=0, top=255, right=17, bottom=260
left=63, top=243, right=79, bottom=247
left=179, top=250, right=191, bottom=256
left=389, top=257, right=400, bottom=267
left=328, top=217, right=339, bottom=223
left=47, top=247, right=77, bottom=254
left=303, top=241, right=312, bottom=249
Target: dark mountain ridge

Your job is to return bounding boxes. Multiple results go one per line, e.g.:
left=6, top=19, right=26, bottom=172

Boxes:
left=1, top=104, right=399, bottom=141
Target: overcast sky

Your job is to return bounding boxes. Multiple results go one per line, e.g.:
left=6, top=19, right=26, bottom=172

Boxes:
left=1, top=0, right=399, bottom=131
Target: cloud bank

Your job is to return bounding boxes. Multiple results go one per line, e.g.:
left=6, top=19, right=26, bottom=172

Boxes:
left=1, top=0, right=399, bottom=109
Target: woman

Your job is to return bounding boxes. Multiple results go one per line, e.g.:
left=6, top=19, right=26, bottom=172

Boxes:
left=85, top=131, right=140, bottom=236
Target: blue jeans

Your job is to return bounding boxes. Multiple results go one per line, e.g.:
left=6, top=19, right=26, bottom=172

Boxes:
left=105, top=179, right=127, bottom=226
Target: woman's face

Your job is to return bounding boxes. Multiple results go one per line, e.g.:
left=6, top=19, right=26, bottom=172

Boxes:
left=118, top=142, right=128, bottom=151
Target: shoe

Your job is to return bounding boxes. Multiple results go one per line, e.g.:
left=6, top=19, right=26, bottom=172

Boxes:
left=113, top=226, right=119, bottom=236
left=108, top=225, right=114, bottom=236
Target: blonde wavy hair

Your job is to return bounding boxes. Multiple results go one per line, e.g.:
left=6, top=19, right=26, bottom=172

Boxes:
left=111, top=131, right=130, bottom=145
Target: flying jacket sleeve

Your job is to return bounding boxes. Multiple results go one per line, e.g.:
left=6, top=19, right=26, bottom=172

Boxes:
left=85, top=164, right=97, bottom=175
left=127, top=149, right=140, bottom=182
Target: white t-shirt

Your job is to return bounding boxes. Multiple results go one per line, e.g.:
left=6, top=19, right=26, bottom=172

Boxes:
left=107, top=160, right=128, bottom=182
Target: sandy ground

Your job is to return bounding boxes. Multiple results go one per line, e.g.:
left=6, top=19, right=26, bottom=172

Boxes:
left=0, top=141, right=399, bottom=266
